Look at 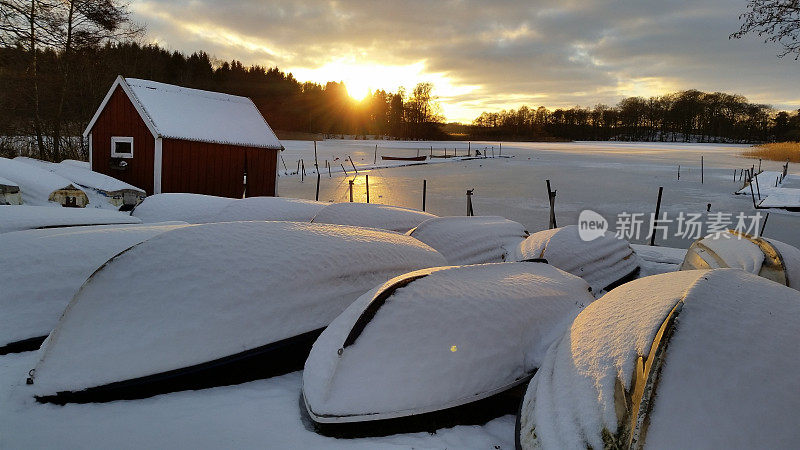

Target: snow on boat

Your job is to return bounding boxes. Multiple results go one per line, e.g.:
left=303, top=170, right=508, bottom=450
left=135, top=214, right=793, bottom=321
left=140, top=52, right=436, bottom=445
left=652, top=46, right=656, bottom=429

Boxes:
left=311, top=202, right=437, bottom=233
left=0, top=175, right=22, bottom=205
left=210, top=197, right=327, bottom=222
left=131, top=193, right=235, bottom=223
left=0, top=157, right=88, bottom=207
left=407, top=216, right=528, bottom=265
left=514, top=225, right=641, bottom=294
left=28, top=221, right=447, bottom=403
left=14, top=157, right=145, bottom=209
left=0, top=222, right=188, bottom=354
left=517, top=269, right=800, bottom=449
left=0, top=205, right=141, bottom=233
left=680, top=230, right=800, bottom=289
left=302, top=262, right=594, bottom=430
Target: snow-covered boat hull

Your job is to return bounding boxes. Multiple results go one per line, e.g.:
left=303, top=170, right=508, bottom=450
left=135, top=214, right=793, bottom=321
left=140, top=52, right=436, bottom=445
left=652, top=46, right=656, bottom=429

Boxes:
left=311, top=202, right=437, bottom=232
left=514, top=225, right=641, bottom=294
left=517, top=269, right=800, bottom=449
left=28, top=221, right=446, bottom=402
left=302, top=262, right=594, bottom=431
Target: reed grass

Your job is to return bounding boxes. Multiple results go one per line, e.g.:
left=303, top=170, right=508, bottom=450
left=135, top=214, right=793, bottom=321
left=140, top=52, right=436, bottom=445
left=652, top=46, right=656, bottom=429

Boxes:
left=743, top=142, right=800, bottom=163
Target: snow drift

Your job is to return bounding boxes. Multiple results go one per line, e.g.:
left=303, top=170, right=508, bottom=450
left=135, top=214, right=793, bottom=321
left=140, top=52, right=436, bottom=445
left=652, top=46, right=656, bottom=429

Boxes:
left=302, top=262, right=594, bottom=426
left=28, top=221, right=446, bottom=402
left=0, top=157, right=88, bottom=207
left=14, top=157, right=145, bottom=208
left=311, top=202, right=437, bottom=233
left=518, top=269, right=800, bottom=449
left=0, top=205, right=141, bottom=233
left=681, top=230, right=800, bottom=289
left=0, top=222, right=188, bottom=353
left=514, top=225, right=641, bottom=294
left=407, top=216, right=528, bottom=265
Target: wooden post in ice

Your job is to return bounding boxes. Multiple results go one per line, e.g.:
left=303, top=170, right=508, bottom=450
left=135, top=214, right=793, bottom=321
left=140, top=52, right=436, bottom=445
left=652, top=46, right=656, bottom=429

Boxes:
left=749, top=180, right=757, bottom=208
left=700, top=155, right=704, bottom=184
left=758, top=158, right=762, bottom=173
left=422, top=179, right=427, bottom=211
left=296, top=159, right=300, bottom=175
left=349, top=179, right=354, bottom=202
left=366, top=174, right=370, bottom=203
left=314, top=141, right=319, bottom=173
left=374, top=145, right=378, bottom=165
left=546, top=180, right=557, bottom=229
left=650, top=186, right=663, bottom=246
left=301, top=159, right=305, bottom=182
left=760, top=212, right=769, bottom=237
left=341, top=164, right=348, bottom=177
left=327, top=161, right=332, bottom=177
left=754, top=171, right=761, bottom=200
left=430, top=146, right=433, bottom=156
left=315, top=173, right=320, bottom=201
left=678, top=165, right=681, bottom=180
left=468, top=142, right=471, bottom=156
left=348, top=156, right=358, bottom=174
left=732, top=169, right=736, bottom=182
left=466, top=189, right=474, bottom=216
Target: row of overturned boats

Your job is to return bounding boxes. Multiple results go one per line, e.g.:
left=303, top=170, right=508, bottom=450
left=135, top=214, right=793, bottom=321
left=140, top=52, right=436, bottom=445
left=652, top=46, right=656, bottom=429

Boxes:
left=5, top=193, right=800, bottom=448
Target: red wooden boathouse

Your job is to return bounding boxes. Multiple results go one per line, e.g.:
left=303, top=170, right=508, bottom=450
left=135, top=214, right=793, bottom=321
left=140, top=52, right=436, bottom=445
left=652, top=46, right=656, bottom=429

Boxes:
left=83, top=76, right=282, bottom=197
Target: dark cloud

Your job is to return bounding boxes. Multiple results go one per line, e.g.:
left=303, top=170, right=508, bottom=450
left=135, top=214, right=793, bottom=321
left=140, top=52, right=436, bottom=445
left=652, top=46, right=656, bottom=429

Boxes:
left=132, top=0, right=800, bottom=121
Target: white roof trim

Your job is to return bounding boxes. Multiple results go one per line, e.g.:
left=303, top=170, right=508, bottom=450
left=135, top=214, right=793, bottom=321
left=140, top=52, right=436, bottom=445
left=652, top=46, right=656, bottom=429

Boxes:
left=83, top=76, right=159, bottom=139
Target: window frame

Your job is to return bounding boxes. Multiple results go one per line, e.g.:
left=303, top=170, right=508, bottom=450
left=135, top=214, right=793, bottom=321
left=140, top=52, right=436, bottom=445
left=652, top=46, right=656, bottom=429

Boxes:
left=111, top=136, right=134, bottom=159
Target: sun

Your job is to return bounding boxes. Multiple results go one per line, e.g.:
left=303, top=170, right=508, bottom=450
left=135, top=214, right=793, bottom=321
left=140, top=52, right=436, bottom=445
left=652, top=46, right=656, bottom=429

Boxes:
left=345, top=82, right=371, bottom=101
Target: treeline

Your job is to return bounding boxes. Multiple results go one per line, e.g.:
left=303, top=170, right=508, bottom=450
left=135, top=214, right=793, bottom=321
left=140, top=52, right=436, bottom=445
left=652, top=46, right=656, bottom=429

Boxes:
left=471, top=90, right=800, bottom=143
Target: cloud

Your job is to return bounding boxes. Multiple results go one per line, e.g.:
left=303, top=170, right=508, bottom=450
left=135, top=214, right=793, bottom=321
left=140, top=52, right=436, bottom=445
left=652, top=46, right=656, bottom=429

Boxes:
left=131, top=0, right=800, bottom=122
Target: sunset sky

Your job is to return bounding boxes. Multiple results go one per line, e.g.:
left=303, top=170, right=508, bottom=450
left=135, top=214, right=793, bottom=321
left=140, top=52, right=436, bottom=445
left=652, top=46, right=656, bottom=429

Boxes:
left=131, top=0, right=800, bottom=123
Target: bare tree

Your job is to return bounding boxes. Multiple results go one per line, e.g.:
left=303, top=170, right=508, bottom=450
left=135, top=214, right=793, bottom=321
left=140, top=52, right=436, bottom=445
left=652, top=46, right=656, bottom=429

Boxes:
left=731, top=0, right=800, bottom=59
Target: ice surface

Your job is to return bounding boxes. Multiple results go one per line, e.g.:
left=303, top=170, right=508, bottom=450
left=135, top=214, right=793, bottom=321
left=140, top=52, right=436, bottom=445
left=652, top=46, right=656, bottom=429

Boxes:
left=311, top=202, right=437, bottom=232
left=303, top=262, right=594, bottom=421
left=514, top=225, right=641, bottom=293
left=29, top=221, right=447, bottom=395
left=518, top=269, right=800, bottom=449
left=14, top=157, right=144, bottom=193
left=0, top=351, right=514, bottom=449
left=0, top=222, right=189, bottom=346
left=407, top=216, right=528, bottom=265
left=125, top=78, right=281, bottom=149
left=131, top=193, right=235, bottom=223
left=0, top=157, right=85, bottom=206
left=0, top=205, right=141, bottom=233
left=211, top=197, right=327, bottom=222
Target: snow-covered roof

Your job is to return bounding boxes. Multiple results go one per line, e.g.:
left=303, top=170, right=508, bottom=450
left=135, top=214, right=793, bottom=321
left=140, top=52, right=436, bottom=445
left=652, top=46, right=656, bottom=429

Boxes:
left=84, top=76, right=282, bottom=149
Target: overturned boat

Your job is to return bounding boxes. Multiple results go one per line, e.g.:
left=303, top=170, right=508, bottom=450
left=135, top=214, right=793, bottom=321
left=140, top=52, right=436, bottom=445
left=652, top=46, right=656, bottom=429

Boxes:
left=407, top=216, right=528, bottom=265
left=0, top=175, right=22, bottom=205
left=0, top=157, right=88, bottom=207
left=210, top=196, right=327, bottom=222
left=14, top=157, right=145, bottom=209
left=518, top=269, right=800, bottom=449
left=27, top=221, right=446, bottom=403
left=311, top=202, right=437, bottom=233
left=0, top=205, right=141, bottom=233
left=680, top=229, right=800, bottom=289
left=302, top=262, right=594, bottom=433
left=0, top=222, right=188, bottom=354
left=514, top=225, right=641, bottom=294
left=381, top=155, right=427, bottom=162
left=131, top=193, right=235, bottom=223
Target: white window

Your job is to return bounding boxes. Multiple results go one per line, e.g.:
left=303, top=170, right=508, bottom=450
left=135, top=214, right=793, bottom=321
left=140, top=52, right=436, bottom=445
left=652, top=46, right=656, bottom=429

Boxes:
left=111, top=136, right=134, bottom=159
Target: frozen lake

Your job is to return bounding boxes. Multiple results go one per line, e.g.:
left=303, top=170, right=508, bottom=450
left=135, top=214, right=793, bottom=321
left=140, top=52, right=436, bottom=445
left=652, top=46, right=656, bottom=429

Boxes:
left=280, top=140, right=800, bottom=248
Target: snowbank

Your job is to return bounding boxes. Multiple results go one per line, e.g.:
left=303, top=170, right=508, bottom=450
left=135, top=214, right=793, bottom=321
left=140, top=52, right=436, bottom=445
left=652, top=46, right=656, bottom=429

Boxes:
left=311, top=202, right=437, bottom=233
left=518, top=269, right=800, bottom=449
left=0, top=157, right=88, bottom=206
left=0, top=205, right=141, bottom=233
left=0, top=222, right=189, bottom=350
left=407, top=216, right=528, bottom=265
left=211, top=197, right=327, bottom=222
left=28, top=221, right=446, bottom=398
left=514, top=225, right=641, bottom=294
left=681, top=230, right=800, bottom=289
left=303, top=262, right=593, bottom=423
left=131, top=193, right=235, bottom=223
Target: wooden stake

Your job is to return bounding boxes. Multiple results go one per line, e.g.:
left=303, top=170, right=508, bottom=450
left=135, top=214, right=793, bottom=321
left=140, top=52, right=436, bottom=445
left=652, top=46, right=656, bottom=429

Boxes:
left=348, top=156, right=358, bottom=174
left=280, top=154, right=288, bottom=174
left=341, top=164, right=348, bottom=177
left=760, top=212, right=769, bottom=237
left=422, top=179, right=427, bottom=211
left=700, top=155, right=704, bottom=184
left=546, top=180, right=557, bottom=229
left=374, top=145, right=377, bottom=165
left=754, top=171, right=761, bottom=200
left=650, top=186, right=663, bottom=246
left=749, top=179, right=757, bottom=208
left=315, top=173, right=320, bottom=201
left=301, top=159, right=305, bottom=182
left=466, top=189, right=474, bottom=216
left=349, top=179, right=354, bottom=202
left=365, top=174, right=370, bottom=203
left=313, top=141, right=319, bottom=173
